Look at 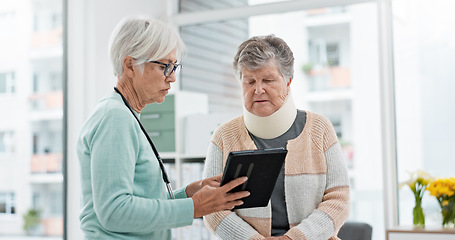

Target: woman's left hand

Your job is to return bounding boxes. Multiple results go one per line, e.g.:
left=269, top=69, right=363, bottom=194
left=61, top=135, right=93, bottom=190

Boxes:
left=186, top=174, right=222, bottom=197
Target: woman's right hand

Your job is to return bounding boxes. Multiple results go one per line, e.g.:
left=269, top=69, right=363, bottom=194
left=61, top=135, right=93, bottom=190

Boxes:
left=192, top=177, right=250, bottom=218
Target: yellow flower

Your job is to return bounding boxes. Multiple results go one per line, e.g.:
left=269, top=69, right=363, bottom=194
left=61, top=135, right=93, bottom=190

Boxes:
left=428, top=177, right=455, bottom=198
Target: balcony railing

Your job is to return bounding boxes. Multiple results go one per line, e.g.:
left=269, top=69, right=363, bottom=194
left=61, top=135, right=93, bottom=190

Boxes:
left=306, top=66, right=351, bottom=92
left=30, top=153, right=62, bottom=174
left=29, top=91, right=63, bottom=111
left=42, top=217, right=63, bottom=236
left=31, top=28, right=63, bottom=49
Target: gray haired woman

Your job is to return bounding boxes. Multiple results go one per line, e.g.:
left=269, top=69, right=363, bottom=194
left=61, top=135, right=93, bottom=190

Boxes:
left=203, top=35, right=350, bottom=240
left=77, top=16, right=249, bottom=240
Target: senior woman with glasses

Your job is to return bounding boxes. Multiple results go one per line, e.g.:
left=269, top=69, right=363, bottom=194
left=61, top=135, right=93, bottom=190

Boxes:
left=203, top=35, right=350, bottom=240
left=77, top=16, right=249, bottom=240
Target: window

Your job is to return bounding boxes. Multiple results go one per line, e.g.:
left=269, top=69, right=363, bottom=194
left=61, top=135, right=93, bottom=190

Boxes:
left=0, top=12, right=15, bottom=35
left=326, top=43, right=340, bottom=66
left=33, top=14, right=39, bottom=32
left=0, top=72, right=15, bottom=94
left=0, top=192, right=15, bottom=215
left=51, top=13, right=61, bottom=29
left=249, top=5, right=383, bottom=239
left=33, top=74, right=39, bottom=93
left=394, top=0, right=455, bottom=227
left=308, top=40, right=342, bottom=68
left=50, top=72, right=62, bottom=91
left=50, top=190, right=63, bottom=215
left=179, top=1, right=383, bottom=239
left=0, top=131, right=15, bottom=154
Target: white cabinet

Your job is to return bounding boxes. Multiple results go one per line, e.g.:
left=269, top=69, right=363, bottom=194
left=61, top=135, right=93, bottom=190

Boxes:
left=183, top=113, right=238, bottom=156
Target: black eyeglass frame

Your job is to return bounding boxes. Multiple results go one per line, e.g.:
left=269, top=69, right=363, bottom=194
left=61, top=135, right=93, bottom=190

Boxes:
left=148, top=60, right=182, bottom=77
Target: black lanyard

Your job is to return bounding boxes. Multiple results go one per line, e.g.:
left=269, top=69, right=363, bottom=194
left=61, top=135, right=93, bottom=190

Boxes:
left=114, top=87, right=175, bottom=199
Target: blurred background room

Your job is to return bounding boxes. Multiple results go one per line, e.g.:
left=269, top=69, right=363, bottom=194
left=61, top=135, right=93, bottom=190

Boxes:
left=0, top=0, right=454, bottom=239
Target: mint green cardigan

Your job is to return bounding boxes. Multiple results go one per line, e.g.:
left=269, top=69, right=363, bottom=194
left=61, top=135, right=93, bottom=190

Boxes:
left=77, top=93, right=194, bottom=239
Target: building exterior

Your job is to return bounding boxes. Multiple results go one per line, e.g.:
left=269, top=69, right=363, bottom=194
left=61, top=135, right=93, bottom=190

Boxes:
left=0, top=0, right=64, bottom=237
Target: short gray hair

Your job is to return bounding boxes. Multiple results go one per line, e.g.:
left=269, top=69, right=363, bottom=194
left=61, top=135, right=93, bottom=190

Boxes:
left=108, top=16, right=185, bottom=77
left=233, top=35, right=294, bottom=83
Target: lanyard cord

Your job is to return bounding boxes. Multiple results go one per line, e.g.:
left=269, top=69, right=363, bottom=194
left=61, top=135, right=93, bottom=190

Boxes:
left=114, top=87, right=175, bottom=199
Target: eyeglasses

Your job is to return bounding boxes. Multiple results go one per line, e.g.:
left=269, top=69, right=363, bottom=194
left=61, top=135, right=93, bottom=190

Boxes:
left=148, top=60, right=182, bottom=77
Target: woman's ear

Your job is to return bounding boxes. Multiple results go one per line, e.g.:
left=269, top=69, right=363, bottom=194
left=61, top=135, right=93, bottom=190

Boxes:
left=123, top=56, right=135, bottom=78
left=287, top=77, right=293, bottom=87
left=287, top=78, right=293, bottom=90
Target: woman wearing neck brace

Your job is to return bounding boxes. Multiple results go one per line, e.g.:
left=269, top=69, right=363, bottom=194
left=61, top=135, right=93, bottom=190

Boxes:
left=203, top=35, right=350, bottom=240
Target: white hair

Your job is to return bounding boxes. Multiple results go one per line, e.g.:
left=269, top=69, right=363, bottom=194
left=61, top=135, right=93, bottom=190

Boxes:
left=108, top=15, right=185, bottom=77
left=233, top=35, right=294, bottom=83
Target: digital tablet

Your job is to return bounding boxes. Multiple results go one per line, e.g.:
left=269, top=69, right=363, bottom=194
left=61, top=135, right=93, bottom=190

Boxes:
left=220, top=148, right=287, bottom=209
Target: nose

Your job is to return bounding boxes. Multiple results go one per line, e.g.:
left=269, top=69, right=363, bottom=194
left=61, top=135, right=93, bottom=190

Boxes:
left=166, top=71, right=177, bottom=83
left=254, top=81, right=265, bottom=94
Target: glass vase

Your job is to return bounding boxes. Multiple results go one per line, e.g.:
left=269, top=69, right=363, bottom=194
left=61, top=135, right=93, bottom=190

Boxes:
left=413, top=201, right=425, bottom=228
left=441, top=200, right=455, bottom=229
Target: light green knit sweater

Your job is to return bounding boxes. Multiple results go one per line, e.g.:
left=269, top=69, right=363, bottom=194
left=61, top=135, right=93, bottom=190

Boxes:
left=77, top=93, right=194, bottom=239
left=203, top=111, right=350, bottom=240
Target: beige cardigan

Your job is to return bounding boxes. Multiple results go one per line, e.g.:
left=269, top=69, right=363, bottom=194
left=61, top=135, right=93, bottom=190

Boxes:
left=203, top=111, right=350, bottom=240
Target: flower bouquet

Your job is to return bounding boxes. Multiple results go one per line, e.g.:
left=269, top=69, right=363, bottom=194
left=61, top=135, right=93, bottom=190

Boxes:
left=427, top=177, right=455, bottom=228
left=400, top=170, right=432, bottom=227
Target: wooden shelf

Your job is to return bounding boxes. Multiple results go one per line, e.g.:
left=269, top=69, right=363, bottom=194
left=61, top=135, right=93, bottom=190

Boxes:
left=387, top=226, right=455, bottom=240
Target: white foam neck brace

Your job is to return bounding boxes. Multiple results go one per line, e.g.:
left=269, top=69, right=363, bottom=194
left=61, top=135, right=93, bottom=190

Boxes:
left=243, top=92, right=297, bottom=139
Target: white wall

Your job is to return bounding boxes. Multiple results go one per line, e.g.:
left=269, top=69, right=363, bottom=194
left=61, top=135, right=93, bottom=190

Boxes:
left=67, top=0, right=173, bottom=238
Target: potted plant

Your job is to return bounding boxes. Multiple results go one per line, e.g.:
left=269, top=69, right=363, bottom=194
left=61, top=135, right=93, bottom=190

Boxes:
left=23, top=208, right=42, bottom=235
left=302, top=62, right=314, bottom=75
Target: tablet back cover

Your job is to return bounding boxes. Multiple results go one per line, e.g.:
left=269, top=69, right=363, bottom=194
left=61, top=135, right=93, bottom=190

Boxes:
left=220, top=148, right=287, bottom=209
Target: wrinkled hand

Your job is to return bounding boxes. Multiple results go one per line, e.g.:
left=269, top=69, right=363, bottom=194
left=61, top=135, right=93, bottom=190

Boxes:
left=192, top=176, right=250, bottom=218
left=186, top=174, right=222, bottom=197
